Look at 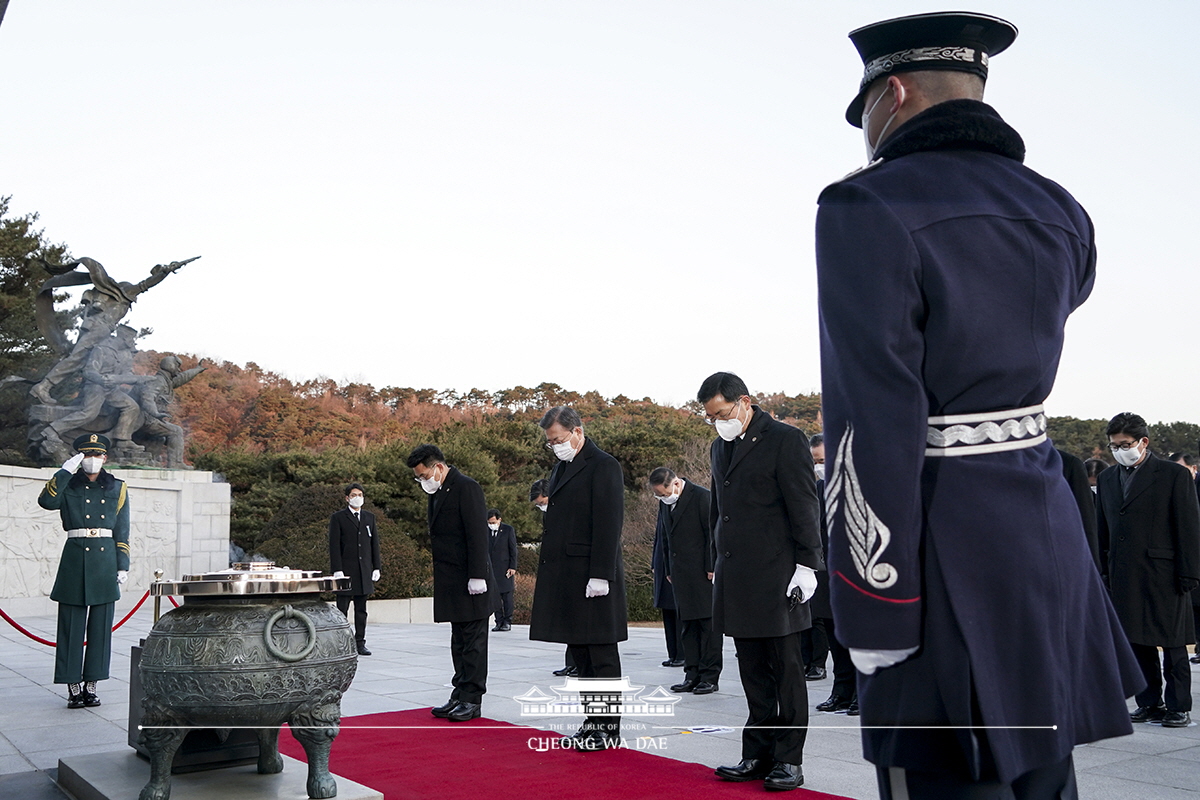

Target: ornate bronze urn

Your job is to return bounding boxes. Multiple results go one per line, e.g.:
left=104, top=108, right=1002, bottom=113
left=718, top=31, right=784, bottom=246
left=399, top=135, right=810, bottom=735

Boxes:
left=139, top=563, right=356, bottom=800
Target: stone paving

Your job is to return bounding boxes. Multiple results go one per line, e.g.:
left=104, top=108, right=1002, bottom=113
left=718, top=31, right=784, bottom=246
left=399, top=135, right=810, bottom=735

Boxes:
left=0, top=608, right=1197, bottom=798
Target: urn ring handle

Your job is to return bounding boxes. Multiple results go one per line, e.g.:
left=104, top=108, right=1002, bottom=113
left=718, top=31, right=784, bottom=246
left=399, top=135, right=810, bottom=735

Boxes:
left=263, top=604, right=318, bottom=662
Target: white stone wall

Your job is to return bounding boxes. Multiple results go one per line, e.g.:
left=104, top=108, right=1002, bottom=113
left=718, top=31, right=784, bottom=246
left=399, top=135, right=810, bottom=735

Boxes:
left=0, top=465, right=231, bottom=617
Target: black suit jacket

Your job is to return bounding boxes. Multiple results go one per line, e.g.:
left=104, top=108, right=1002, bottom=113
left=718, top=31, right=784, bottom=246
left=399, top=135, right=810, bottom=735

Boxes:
left=488, top=522, right=518, bottom=592
left=709, top=407, right=823, bottom=638
left=661, top=480, right=713, bottom=621
left=328, top=507, right=381, bottom=596
left=1097, top=452, right=1200, bottom=647
left=530, top=437, right=628, bottom=644
left=426, top=467, right=494, bottom=623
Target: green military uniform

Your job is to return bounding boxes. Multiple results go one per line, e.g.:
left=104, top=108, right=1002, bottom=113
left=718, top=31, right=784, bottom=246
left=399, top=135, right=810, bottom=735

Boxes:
left=37, top=434, right=130, bottom=701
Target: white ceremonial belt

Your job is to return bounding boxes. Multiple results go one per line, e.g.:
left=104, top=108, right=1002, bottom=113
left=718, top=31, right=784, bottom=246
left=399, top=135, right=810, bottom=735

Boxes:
left=66, top=528, right=112, bottom=538
left=925, top=404, right=1047, bottom=457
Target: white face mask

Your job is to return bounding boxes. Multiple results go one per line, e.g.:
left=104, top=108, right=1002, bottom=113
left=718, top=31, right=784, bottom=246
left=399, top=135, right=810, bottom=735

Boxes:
left=1112, top=443, right=1143, bottom=467
left=714, top=404, right=746, bottom=442
left=488, top=522, right=500, bottom=531
left=551, top=431, right=578, bottom=462
left=862, top=83, right=898, bottom=161
left=347, top=496, right=364, bottom=509
left=82, top=456, right=104, bottom=474
left=419, top=466, right=443, bottom=495
left=658, top=482, right=681, bottom=506
left=536, top=503, right=548, bottom=513
left=813, top=463, right=825, bottom=481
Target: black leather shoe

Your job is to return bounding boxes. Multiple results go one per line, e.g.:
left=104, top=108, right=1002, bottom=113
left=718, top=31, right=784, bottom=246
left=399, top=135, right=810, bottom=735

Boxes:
left=804, top=666, right=826, bottom=681
left=671, top=680, right=698, bottom=693
left=356, top=642, right=371, bottom=656
left=1161, top=710, right=1191, bottom=728
left=66, top=683, right=86, bottom=709
left=447, top=702, right=481, bottom=722
left=1190, top=654, right=1200, bottom=664
left=552, top=665, right=578, bottom=676
left=715, top=758, right=773, bottom=782
left=492, top=624, right=504, bottom=632
left=815, top=694, right=848, bottom=713
left=431, top=699, right=458, bottom=718
left=1130, top=704, right=1167, bottom=723
left=662, top=658, right=685, bottom=667
left=499, top=623, right=511, bottom=631
left=846, top=699, right=860, bottom=716
left=763, top=762, right=803, bottom=791
left=692, top=682, right=718, bottom=695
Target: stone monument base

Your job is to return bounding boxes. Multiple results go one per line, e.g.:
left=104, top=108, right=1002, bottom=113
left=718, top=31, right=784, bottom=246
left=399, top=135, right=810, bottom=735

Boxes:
left=58, top=750, right=383, bottom=800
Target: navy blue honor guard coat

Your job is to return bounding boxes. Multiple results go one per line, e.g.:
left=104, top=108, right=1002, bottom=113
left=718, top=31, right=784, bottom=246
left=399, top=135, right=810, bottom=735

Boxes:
left=530, top=437, right=628, bottom=645
left=816, top=100, right=1142, bottom=783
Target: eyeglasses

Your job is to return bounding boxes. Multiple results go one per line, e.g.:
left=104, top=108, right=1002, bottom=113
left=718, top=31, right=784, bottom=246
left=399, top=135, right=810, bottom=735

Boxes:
left=703, top=402, right=742, bottom=425
left=545, top=430, right=576, bottom=449
left=1107, top=440, right=1143, bottom=452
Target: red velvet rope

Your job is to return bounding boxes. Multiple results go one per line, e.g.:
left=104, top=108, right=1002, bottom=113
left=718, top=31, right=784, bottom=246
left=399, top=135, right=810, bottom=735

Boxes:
left=0, top=588, right=163, bottom=647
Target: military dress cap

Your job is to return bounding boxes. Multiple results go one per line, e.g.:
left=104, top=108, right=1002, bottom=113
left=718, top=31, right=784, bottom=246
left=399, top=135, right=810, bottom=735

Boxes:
left=72, top=433, right=110, bottom=454
left=845, top=11, right=1018, bottom=126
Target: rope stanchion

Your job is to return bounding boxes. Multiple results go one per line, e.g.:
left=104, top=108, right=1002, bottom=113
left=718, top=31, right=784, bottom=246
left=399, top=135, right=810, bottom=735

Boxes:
left=167, top=596, right=180, bottom=608
left=0, top=589, right=155, bottom=647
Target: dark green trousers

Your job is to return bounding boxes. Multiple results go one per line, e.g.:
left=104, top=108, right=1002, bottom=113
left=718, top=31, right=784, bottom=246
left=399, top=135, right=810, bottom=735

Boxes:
left=55, top=602, right=114, bottom=684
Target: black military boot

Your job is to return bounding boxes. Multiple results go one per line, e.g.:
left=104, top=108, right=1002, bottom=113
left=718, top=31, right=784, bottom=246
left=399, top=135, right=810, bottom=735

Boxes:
left=67, top=683, right=86, bottom=709
left=83, top=680, right=101, bottom=707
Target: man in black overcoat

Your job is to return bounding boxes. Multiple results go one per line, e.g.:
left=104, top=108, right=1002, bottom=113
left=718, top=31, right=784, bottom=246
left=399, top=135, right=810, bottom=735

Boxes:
left=407, top=444, right=494, bottom=722
left=700, top=372, right=822, bottom=792
left=650, top=497, right=682, bottom=668
left=1098, top=413, right=1200, bottom=728
left=816, top=12, right=1143, bottom=798
left=328, top=482, right=382, bottom=655
left=649, top=467, right=721, bottom=694
left=487, top=508, right=518, bottom=631
left=530, top=406, right=627, bottom=751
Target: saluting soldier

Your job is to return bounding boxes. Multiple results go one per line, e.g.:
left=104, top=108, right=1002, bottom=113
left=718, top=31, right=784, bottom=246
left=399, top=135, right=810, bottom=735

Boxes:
left=38, top=434, right=130, bottom=708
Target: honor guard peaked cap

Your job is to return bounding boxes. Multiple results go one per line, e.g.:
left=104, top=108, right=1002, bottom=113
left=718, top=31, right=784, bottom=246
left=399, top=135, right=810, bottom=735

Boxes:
left=73, top=433, right=110, bottom=454
left=845, top=11, right=1017, bottom=127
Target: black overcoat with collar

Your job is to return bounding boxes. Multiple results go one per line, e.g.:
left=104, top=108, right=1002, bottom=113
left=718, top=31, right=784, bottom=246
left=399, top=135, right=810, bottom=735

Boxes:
left=708, top=406, right=823, bottom=638
left=426, top=466, right=495, bottom=623
left=488, top=522, right=518, bottom=593
left=1097, top=452, right=1200, bottom=647
left=530, top=437, right=628, bottom=645
left=660, top=479, right=713, bottom=621
left=328, top=506, right=382, bottom=597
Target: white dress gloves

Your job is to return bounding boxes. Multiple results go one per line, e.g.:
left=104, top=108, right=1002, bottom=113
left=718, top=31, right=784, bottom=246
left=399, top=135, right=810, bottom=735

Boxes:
left=467, top=578, right=487, bottom=595
left=585, top=578, right=610, bottom=598
left=786, top=564, right=818, bottom=602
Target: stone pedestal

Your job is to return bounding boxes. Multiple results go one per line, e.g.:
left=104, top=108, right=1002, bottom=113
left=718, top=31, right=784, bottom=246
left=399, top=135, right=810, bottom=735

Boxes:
left=0, top=464, right=231, bottom=617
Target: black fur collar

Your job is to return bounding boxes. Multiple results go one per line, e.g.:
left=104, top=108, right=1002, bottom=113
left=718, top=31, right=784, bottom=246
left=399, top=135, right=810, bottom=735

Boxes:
left=875, top=99, right=1025, bottom=163
left=69, top=468, right=114, bottom=490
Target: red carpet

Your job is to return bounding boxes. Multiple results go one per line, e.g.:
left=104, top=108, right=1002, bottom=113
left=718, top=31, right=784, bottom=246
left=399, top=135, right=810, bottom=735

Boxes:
left=279, top=709, right=850, bottom=800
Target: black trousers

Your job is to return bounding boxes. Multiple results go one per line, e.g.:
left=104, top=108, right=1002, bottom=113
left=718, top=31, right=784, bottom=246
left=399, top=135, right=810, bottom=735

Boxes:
left=568, top=642, right=621, bottom=735
left=681, top=616, right=722, bottom=684
left=336, top=594, right=369, bottom=644
left=801, top=617, right=830, bottom=671
left=1132, top=643, right=1192, bottom=712
left=493, top=590, right=513, bottom=626
left=877, top=754, right=1077, bottom=800
left=55, top=602, right=114, bottom=684
left=820, top=615, right=857, bottom=701
left=449, top=618, right=489, bottom=704
left=661, top=608, right=682, bottom=661
left=734, top=631, right=808, bottom=765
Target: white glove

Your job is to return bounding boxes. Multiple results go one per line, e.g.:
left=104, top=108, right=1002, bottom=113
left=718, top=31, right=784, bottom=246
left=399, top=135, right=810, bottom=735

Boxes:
left=116, top=570, right=128, bottom=586
left=371, top=569, right=380, bottom=582
left=850, top=646, right=919, bottom=675
left=585, top=578, right=609, bottom=598
left=467, top=578, right=487, bottom=595
left=333, top=571, right=345, bottom=579
left=62, top=453, right=84, bottom=472
left=786, top=564, right=818, bottom=603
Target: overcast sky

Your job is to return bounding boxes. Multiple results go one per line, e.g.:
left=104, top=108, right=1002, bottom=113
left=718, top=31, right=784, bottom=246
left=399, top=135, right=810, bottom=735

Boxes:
left=1, top=1, right=1196, bottom=424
